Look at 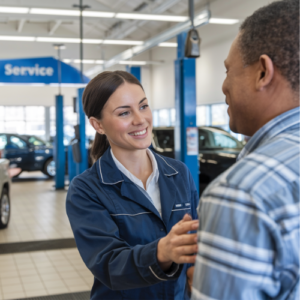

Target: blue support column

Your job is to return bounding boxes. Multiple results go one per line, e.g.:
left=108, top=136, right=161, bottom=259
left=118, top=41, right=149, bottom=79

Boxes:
left=76, top=88, right=88, bottom=174
left=175, top=32, right=199, bottom=194
left=126, top=66, right=141, bottom=82
left=55, top=95, right=65, bottom=189
left=68, top=145, right=77, bottom=182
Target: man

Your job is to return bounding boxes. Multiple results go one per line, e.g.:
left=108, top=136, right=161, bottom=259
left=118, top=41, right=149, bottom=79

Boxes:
left=190, top=0, right=299, bottom=299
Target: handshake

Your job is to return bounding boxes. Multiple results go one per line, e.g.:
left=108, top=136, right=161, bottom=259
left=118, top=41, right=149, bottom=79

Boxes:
left=157, top=214, right=198, bottom=290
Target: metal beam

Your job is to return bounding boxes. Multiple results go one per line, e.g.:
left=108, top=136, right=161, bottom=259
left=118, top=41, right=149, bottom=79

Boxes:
left=85, top=9, right=210, bottom=76
left=49, top=20, right=62, bottom=35
left=17, top=19, right=26, bottom=32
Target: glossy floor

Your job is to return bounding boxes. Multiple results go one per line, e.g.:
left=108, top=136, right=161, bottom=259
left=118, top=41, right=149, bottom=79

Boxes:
left=0, top=172, right=91, bottom=300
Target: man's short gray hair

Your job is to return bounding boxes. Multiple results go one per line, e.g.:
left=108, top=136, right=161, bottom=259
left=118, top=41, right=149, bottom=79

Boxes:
left=239, top=0, right=299, bottom=92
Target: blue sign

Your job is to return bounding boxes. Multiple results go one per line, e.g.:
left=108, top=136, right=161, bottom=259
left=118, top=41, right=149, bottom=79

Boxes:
left=0, top=57, right=90, bottom=84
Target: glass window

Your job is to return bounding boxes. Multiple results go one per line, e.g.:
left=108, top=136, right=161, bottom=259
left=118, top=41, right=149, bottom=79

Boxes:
left=10, top=136, right=27, bottom=149
left=211, top=131, right=242, bottom=148
left=158, top=109, right=170, bottom=127
left=27, top=136, right=45, bottom=146
left=25, top=106, right=44, bottom=121
left=5, top=121, right=26, bottom=134
left=211, top=104, right=229, bottom=126
left=0, top=135, right=7, bottom=149
left=196, top=106, right=206, bottom=126
left=4, top=107, right=24, bottom=121
left=170, top=109, right=176, bottom=126
left=153, top=129, right=174, bottom=149
left=153, top=110, right=159, bottom=127
left=198, top=129, right=211, bottom=148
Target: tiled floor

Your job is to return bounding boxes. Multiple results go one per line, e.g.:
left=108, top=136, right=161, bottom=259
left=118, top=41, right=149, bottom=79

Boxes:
left=0, top=249, right=93, bottom=300
left=0, top=172, right=73, bottom=244
left=0, top=172, right=92, bottom=300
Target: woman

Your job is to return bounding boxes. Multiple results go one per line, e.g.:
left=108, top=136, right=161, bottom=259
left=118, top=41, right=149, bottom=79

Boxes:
left=66, top=70, right=199, bottom=300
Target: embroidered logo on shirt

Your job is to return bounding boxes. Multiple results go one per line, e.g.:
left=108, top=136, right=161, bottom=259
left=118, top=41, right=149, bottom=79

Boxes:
left=175, top=204, right=182, bottom=208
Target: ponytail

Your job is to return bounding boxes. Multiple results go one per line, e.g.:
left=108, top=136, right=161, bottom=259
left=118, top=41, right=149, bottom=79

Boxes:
left=91, top=132, right=110, bottom=162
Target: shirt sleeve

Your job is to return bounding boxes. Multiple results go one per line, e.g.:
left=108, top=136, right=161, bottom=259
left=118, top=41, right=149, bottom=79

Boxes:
left=66, top=177, right=183, bottom=291
left=191, top=183, right=281, bottom=300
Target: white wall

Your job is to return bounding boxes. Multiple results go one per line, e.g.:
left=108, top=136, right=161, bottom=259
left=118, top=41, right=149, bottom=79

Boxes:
left=0, top=85, right=80, bottom=106
left=196, top=39, right=233, bottom=105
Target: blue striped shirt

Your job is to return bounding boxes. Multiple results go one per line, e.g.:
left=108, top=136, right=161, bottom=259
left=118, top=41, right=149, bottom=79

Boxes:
left=192, top=107, right=300, bottom=300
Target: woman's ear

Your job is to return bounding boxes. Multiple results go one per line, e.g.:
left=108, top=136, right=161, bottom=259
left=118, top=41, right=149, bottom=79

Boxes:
left=89, top=117, right=105, bottom=135
left=256, top=54, right=274, bottom=91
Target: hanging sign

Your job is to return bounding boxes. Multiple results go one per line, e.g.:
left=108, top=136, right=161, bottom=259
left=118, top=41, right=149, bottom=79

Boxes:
left=186, top=127, right=198, bottom=155
left=0, top=57, right=89, bottom=84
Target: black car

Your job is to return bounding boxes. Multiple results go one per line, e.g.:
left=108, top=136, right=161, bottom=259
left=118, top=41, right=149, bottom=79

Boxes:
left=151, top=126, right=244, bottom=194
left=0, top=133, right=55, bottom=177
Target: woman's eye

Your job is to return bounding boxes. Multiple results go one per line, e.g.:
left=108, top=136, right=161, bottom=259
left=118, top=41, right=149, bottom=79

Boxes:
left=119, top=111, right=129, bottom=116
left=140, top=104, right=149, bottom=110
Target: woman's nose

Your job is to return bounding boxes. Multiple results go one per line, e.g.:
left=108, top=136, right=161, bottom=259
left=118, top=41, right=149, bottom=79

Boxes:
left=132, top=111, right=145, bottom=125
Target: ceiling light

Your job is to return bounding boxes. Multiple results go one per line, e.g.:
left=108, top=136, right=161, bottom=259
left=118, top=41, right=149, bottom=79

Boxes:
left=74, top=59, right=95, bottom=64
left=103, top=40, right=143, bottom=45
left=36, top=37, right=80, bottom=43
left=115, top=13, right=187, bottom=22
left=82, top=11, right=115, bottom=18
left=63, top=59, right=72, bottom=63
left=0, top=6, right=29, bottom=14
left=158, top=42, right=177, bottom=47
left=95, top=60, right=104, bottom=64
left=30, top=8, right=80, bottom=16
left=209, top=18, right=239, bottom=25
left=82, top=39, right=103, bottom=44
left=0, top=36, right=35, bottom=41
left=119, top=61, right=147, bottom=65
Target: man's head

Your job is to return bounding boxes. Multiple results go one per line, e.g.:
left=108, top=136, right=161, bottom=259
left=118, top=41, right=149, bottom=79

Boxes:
left=222, top=0, right=299, bottom=136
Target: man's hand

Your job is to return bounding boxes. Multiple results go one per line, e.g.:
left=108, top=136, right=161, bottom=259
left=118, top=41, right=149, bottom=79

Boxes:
left=157, top=214, right=199, bottom=271
left=187, top=266, right=195, bottom=292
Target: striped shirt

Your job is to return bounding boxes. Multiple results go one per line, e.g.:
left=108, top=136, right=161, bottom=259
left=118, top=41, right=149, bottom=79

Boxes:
left=192, top=107, right=300, bottom=300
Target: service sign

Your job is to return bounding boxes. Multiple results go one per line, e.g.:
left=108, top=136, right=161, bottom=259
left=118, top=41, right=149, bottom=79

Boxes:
left=0, top=57, right=89, bottom=84
left=186, top=127, right=198, bottom=155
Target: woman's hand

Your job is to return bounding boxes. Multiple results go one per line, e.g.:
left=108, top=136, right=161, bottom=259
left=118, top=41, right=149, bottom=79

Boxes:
left=187, top=266, right=195, bottom=292
left=157, top=214, right=199, bottom=271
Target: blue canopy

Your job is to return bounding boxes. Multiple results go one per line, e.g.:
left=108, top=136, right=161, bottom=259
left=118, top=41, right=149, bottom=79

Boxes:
left=0, top=56, right=90, bottom=84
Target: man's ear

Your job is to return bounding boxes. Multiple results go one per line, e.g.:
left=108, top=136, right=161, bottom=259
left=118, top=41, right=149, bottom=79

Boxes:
left=89, top=117, right=105, bottom=135
left=256, top=54, right=274, bottom=91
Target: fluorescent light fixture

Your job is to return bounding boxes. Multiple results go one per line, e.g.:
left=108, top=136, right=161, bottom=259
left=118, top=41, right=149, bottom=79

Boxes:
left=82, top=39, right=103, bottom=44
left=30, top=8, right=80, bottom=16
left=209, top=18, right=239, bottom=25
left=119, top=61, right=147, bottom=65
left=82, top=11, right=115, bottom=18
left=115, top=13, right=187, bottom=22
left=74, top=59, right=95, bottom=64
left=0, top=36, right=35, bottom=41
left=95, top=60, right=104, bottom=64
left=158, top=42, right=177, bottom=47
left=63, top=59, right=72, bottom=63
left=36, top=37, right=80, bottom=43
left=0, top=6, right=29, bottom=14
left=103, top=40, right=143, bottom=45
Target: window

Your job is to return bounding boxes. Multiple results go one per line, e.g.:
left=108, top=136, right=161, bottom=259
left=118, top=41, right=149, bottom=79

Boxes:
left=10, top=136, right=27, bottom=149
left=211, top=132, right=241, bottom=148
left=158, top=109, right=170, bottom=127
left=196, top=106, right=207, bottom=126
left=28, top=136, right=45, bottom=146
left=211, top=104, right=228, bottom=126
left=153, top=129, right=174, bottom=149
left=198, top=130, right=210, bottom=148
left=0, top=135, right=7, bottom=150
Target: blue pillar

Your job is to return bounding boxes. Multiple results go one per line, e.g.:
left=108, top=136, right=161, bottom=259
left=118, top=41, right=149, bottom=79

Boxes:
left=55, top=95, right=65, bottom=189
left=68, top=145, right=77, bottom=182
left=175, top=32, right=199, bottom=194
left=126, top=66, right=141, bottom=82
left=76, top=88, right=88, bottom=174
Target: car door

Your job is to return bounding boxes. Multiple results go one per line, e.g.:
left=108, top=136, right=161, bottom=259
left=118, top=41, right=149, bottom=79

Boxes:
left=5, top=135, right=32, bottom=170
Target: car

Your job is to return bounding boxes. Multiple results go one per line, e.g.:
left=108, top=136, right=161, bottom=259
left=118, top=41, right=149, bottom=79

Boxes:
left=151, top=126, right=244, bottom=194
left=0, top=158, right=11, bottom=229
left=0, top=133, right=55, bottom=178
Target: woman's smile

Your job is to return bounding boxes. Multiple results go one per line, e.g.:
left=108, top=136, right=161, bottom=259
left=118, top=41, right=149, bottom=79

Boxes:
left=128, top=127, right=148, bottom=138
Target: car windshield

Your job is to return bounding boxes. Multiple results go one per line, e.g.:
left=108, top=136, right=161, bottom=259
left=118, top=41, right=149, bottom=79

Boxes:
left=153, top=130, right=174, bottom=149
left=23, top=136, right=46, bottom=146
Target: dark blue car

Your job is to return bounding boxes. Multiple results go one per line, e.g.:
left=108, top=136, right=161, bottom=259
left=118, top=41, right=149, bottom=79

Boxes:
left=0, top=133, right=55, bottom=178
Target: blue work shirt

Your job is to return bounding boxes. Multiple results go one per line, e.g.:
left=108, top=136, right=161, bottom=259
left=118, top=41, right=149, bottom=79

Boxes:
left=66, top=148, right=199, bottom=300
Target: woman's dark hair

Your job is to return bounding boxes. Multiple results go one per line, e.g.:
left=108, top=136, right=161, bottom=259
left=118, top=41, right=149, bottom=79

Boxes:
left=82, top=70, right=144, bottom=161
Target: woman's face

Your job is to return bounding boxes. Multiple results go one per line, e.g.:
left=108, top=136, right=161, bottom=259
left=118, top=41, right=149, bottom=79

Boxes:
left=91, top=82, right=153, bottom=152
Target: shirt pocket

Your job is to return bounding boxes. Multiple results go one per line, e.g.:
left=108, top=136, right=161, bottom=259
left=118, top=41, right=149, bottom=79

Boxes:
left=172, top=202, right=192, bottom=218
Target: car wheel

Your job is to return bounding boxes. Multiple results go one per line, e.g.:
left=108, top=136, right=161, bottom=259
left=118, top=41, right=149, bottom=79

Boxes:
left=43, top=158, right=56, bottom=178
left=0, top=188, right=10, bottom=229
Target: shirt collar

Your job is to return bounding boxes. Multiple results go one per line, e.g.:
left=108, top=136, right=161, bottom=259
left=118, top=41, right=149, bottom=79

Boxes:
left=238, top=106, right=300, bottom=161
left=110, top=148, right=159, bottom=185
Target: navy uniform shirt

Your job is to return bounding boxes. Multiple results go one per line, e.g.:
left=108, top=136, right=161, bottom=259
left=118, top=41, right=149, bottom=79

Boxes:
left=66, top=148, right=199, bottom=300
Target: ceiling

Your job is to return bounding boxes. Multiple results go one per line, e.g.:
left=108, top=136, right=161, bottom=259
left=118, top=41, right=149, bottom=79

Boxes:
left=0, top=0, right=277, bottom=74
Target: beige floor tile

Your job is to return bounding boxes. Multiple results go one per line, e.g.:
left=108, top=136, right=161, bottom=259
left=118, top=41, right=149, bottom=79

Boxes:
left=2, top=284, right=24, bottom=294
left=68, top=284, right=90, bottom=293
left=0, top=276, right=22, bottom=286
left=59, top=271, right=82, bottom=280
left=21, top=274, right=41, bottom=284
left=45, top=286, right=69, bottom=295
left=2, top=291, right=26, bottom=300
left=0, top=270, right=19, bottom=279
left=39, top=272, right=61, bottom=282
left=18, top=268, right=39, bottom=277
left=22, top=281, right=45, bottom=292
left=43, top=280, right=66, bottom=289
left=25, top=289, right=48, bottom=297
left=63, top=277, right=86, bottom=287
